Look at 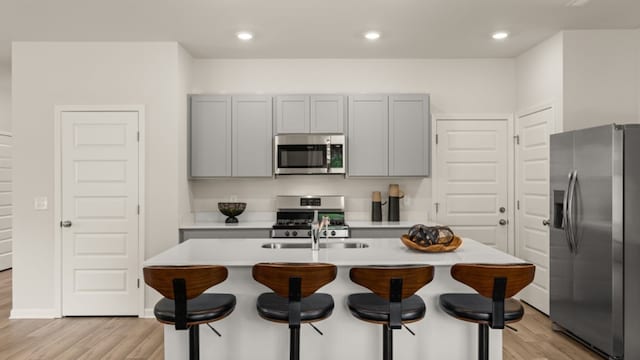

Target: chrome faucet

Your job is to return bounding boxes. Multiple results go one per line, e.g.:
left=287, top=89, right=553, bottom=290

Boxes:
left=311, top=211, right=330, bottom=251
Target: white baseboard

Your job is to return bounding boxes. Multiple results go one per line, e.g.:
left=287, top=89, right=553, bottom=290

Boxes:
left=10, top=308, right=59, bottom=319
left=143, top=308, right=155, bottom=318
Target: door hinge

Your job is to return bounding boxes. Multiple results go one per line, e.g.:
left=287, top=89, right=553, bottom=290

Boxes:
left=435, top=134, right=439, bottom=145
left=137, top=132, right=140, bottom=142
left=137, top=279, right=140, bottom=288
left=137, top=205, right=140, bottom=214
left=434, top=202, right=440, bottom=213
left=517, top=200, right=520, bottom=210
left=514, top=135, right=520, bottom=145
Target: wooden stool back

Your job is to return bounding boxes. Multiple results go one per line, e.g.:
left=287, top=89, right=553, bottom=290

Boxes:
left=143, top=265, right=228, bottom=300
left=450, top=263, right=535, bottom=299
left=350, top=265, right=434, bottom=300
left=252, top=263, right=337, bottom=298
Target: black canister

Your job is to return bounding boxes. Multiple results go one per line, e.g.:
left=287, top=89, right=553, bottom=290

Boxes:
left=388, top=184, right=404, bottom=222
left=371, top=191, right=384, bottom=222
left=388, top=197, right=400, bottom=221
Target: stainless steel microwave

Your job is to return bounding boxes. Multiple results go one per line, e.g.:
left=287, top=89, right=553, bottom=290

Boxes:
left=274, top=134, right=346, bottom=175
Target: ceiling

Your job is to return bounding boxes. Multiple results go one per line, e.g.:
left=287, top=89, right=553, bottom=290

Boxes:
left=1, top=0, right=639, bottom=65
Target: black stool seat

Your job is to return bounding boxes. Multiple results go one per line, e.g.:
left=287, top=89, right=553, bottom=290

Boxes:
left=155, top=293, right=236, bottom=325
left=347, top=293, right=426, bottom=324
left=440, top=293, right=524, bottom=324
left=257, top=293, right=334, bottom=322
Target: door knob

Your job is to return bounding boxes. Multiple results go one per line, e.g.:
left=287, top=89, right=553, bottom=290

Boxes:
left=60, top=220, right=72, bottom=228
left=499, top=219, right=508, bottom=226
left=499, top=207, right=506, bottom=213
left=542, top=219, right=550, bottom=226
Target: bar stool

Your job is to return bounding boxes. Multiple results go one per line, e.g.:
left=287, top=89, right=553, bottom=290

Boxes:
left=439, top=263, right=535, bottom=360
left=252, top=262, right=337, bottom=360
left=347, top=265, right=435, bottom=360
left=143, top=265, right=236, bottom=360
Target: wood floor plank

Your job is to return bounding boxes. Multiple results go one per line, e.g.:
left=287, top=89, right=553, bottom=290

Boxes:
left=0, top=269, right=604, bottom=359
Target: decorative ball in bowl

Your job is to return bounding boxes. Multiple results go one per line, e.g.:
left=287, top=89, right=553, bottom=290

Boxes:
left=400, top=224, right=462, bottom=253
left=217, top=202, right=246, bottom=223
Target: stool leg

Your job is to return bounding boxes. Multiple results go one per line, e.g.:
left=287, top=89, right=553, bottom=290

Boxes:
left=290, top=326, right=300, bottom=360
left=478, top=324, right=489, bottom=360
left=382, top=324, right=393, bottom=360
left=189, top=325, right=200, bottom=360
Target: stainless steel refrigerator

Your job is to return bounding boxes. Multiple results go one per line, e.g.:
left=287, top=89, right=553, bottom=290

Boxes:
left=550, top=124, right=640, bottom=359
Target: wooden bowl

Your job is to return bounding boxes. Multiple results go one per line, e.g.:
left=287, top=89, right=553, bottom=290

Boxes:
left=400, top=234, right=463, bottom=253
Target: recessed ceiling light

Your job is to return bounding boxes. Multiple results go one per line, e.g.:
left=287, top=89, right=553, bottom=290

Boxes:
left=492, top=32, right=509, bottom=40
left=364, top=31, right=381, bottom=40
left=237, top=32, right=253, bottom=41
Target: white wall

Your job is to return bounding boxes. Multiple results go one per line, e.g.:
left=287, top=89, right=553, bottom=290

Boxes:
left=177, top=47, right=193, bottom=223
left=12, top=42, right=184, bottom=314
left=189, top=59, right=516, bottom=221
left=563, top=30, right=639, bottom=130
left=516, top=33, right=564, bottom=131
left=637, top=29, right=640, bottom=124
left=0, top=63, right=10, bottom=133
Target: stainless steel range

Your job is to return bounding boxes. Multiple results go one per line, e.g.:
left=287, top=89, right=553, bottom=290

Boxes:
left=271, top=195, right=350, bottom=238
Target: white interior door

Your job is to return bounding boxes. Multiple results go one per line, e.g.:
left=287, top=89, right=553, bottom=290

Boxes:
left=516, top=107, right=552, bottom=314
left=61, top=111, right=140, bottom=316
left=435, top=120, right=509, bottom=251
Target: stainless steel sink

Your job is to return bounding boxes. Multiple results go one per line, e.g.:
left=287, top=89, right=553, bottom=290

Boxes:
left=262, top=241, right=369, bottom=249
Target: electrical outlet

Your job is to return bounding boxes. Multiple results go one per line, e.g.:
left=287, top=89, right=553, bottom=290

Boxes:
left=34, top=196, right=48, bottom=210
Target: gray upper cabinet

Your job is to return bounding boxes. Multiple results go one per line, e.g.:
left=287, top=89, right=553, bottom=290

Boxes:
left=348, top=94, right=430, bottom=177
left=275, top=95, right=309, bottom=134
left=189, top=95, right=232, bottom=177
left=276, top=95, right=345, bottom=134
left=310, top=95, right=345, bottom=133
left=348, top=95, right=389, bottom=176
left=189, top=94, right=273, bottom=178
left=232, top=95, right=273, bottom=177
left=389, top=95, right=430, bottom=176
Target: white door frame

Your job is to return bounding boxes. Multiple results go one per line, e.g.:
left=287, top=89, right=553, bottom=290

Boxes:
left=53, top=105, right=146, bottom=317
left=514, top=101, right=557, bottom=260
left=431, top=113, right=515, bottom=254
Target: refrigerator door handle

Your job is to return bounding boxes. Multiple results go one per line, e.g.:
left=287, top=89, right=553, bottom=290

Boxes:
left=563, top=171, right=574, bottom=252
left=567, top=170, right=578, bottom=251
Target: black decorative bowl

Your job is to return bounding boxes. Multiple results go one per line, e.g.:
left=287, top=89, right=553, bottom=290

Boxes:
left=218, top=202, right=246, bottom=223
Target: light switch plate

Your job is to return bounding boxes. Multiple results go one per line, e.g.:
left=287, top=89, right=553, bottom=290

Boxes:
left=34, top=196, right=48, bottom=210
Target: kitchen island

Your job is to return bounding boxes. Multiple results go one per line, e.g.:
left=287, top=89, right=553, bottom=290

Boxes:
left=144, top=237, right=524, bottom=360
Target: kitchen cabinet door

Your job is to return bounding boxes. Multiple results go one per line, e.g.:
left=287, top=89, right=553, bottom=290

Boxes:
left=189, top=95, right=232, bottom=177
left=232, top=95, right=273, bottom=177
left=310, top=95, right=345, bottom=133
left=389, top=94, right=430, bottom=176
left=348, top=95, right=389, bottom=176
left=275, top=95, right=309, bottom=134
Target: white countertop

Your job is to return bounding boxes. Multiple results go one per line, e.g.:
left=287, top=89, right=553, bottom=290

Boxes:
left=181, top=213, right=434, bottom=230
left=348, top=220, right=434, bottom=228
left=181, top=220, right=275, bottom=229
left=144, top=237, right=522, bottom=267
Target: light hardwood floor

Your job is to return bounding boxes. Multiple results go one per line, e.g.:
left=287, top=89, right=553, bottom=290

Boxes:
left=0, top=269, right=601, bottom=359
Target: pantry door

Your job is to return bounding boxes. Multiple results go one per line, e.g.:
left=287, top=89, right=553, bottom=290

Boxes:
left=515, top=105, right=553, bottom=314
left=434, top=118, right=510, bottom=252
left=59, top=109, right=142, bottom=316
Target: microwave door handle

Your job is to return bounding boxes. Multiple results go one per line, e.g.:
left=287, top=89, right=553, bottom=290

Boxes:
left=326, top=140, right=331, bottom=172
left=562, top=171, right=574, bottom=253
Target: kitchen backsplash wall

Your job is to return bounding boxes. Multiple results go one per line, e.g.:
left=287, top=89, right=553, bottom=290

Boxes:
left=190, top=177, right=431, bottom=222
